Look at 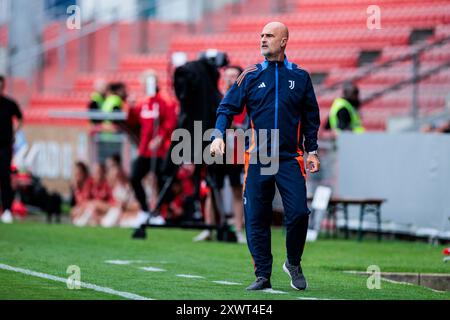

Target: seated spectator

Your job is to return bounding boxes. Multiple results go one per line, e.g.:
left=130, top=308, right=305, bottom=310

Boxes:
left=105, top=153, right=123, bottom=173
left=74, top=162, right=112, bottom=226
left=436, top=120, right=450, bottom=133
left=421, top=120, right=450, bottom=133
left=420, top=123, right=435, bottom=132
left=101, top=156, right=141, bottom=228
left=70, top=162, right=92, bottom=223
left=160, top=163, right=196, bottom=223
left=12, top=166, right=62, bottom=223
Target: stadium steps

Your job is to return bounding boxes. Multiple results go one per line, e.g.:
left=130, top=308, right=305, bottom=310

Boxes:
left=22, top=0, right=450, bottom=131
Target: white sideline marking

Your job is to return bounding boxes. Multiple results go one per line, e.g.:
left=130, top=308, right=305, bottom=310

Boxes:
left=344, top=270, right=446, bottom=294
left=105, top=260, right=170, bottom=265
left=0, top=263, right=152, bottom=300
left=297, top=296, right=343, bottom=300
left=262, top=288, right=287, bottom=294
left=105, top=260, right=136, bottom=265
left=176, top=274, right=205, bottom=279
left=212, top=281, right=242, bottom=285
left=140, top=267, right=166, bottom=272
left=381, top=278, right=446, bottom=293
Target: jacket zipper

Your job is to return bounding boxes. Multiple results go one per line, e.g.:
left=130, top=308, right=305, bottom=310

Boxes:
left=274, top=63, right=279, bottom=155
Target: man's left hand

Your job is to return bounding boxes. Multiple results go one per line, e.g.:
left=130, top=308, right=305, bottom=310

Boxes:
left=306, top=154, right=320, bottom=173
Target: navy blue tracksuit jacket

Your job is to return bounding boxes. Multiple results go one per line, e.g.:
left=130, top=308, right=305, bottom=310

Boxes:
left=215, top=56, right=320, bottom=279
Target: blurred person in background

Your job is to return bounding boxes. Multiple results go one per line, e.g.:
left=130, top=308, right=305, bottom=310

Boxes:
left=12, top=166, right=62, bottom=224
left=101, top=158, right=141, bottom=228
left=100, top=82, right=128, bottom=132
left=95, top=82, right=129, bottom=163
left=163, top=163, right=196, bottom=222
left=194, top=65, right=247, bottom=243
left=128, top=73, right=177, bottom=226
left=105, top=153, right=123, bottom=173
left=328, top=83, right=365, bottom=133
left=88, top=78, right=108, bottom=125
left=74, top=162, right=112, bottom=226
left=421, top=119, right=450, bottom=133
left=70, top=161, right=92, bottom=223
left=0, top=75, right=23, bottom=224
left=420, top=123, right=435, bottom=132
left=436, top=120, right=450, bottom=133
left=103, top=82, right=128, bottom=113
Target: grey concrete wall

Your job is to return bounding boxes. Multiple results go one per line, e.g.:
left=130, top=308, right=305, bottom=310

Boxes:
left=8, top=0, right=44, bottom=78
left=338, top=132, right=450, bottom=235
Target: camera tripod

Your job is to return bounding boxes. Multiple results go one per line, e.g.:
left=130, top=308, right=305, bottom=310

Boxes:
left=131, top=113, right=236, bottom=241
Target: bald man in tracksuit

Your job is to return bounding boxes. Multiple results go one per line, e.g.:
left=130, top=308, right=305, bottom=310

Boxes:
left=210, top=22, right=320, bottom=291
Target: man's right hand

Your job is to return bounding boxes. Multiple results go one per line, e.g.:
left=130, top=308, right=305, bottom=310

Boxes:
left=210, top=138, right=225, bottom=157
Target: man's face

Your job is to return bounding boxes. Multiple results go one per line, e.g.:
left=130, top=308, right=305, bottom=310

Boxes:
left=347, top=88, right=361, bottom=109
left=260, top=24, right=287, bottom=59
left=118, top=87, right=128, bottom=100
left=351, top=89, right=360, bottom=103
left=223, top=68, right=241, bottom=90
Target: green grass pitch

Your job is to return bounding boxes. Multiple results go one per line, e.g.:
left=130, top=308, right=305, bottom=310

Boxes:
left=0, top=222, right=449, bottom=300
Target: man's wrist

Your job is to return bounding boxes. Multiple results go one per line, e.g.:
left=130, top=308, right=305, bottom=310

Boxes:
left=212, top=136, right=224, bottom=142
left=308, top=150, right=318, bottom=156
left=211, top=129, right=225, bottom=142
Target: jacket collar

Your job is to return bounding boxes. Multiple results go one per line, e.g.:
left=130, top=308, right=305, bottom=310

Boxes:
left=261, top=55, right=292, bottom=70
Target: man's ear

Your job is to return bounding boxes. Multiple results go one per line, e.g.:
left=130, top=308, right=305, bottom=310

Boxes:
left=280, top=38, right=287, bottom=48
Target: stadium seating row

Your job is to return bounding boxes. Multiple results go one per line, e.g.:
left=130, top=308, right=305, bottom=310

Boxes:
left=20, top=0, right=450, bottom=132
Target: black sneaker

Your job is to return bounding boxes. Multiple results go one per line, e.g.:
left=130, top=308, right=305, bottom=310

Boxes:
left=283, top=261, right=308, bottom=290
left=246, top=277, right=272, bottom=290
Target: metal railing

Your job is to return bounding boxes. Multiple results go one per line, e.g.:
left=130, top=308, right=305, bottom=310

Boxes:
left=317, top=34, right=450, bottom=96
left=317, top=34, right=450, bottom=124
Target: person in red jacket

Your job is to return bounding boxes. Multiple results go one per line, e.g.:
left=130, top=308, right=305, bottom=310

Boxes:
left=128, top=83, right=177, bottom=226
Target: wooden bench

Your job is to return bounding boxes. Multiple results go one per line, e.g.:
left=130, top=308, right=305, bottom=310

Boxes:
left=309, top=197, right=386, bottom=241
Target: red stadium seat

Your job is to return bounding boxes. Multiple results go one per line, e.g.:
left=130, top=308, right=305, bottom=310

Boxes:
left=17, top=0, right=450, bottom=128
